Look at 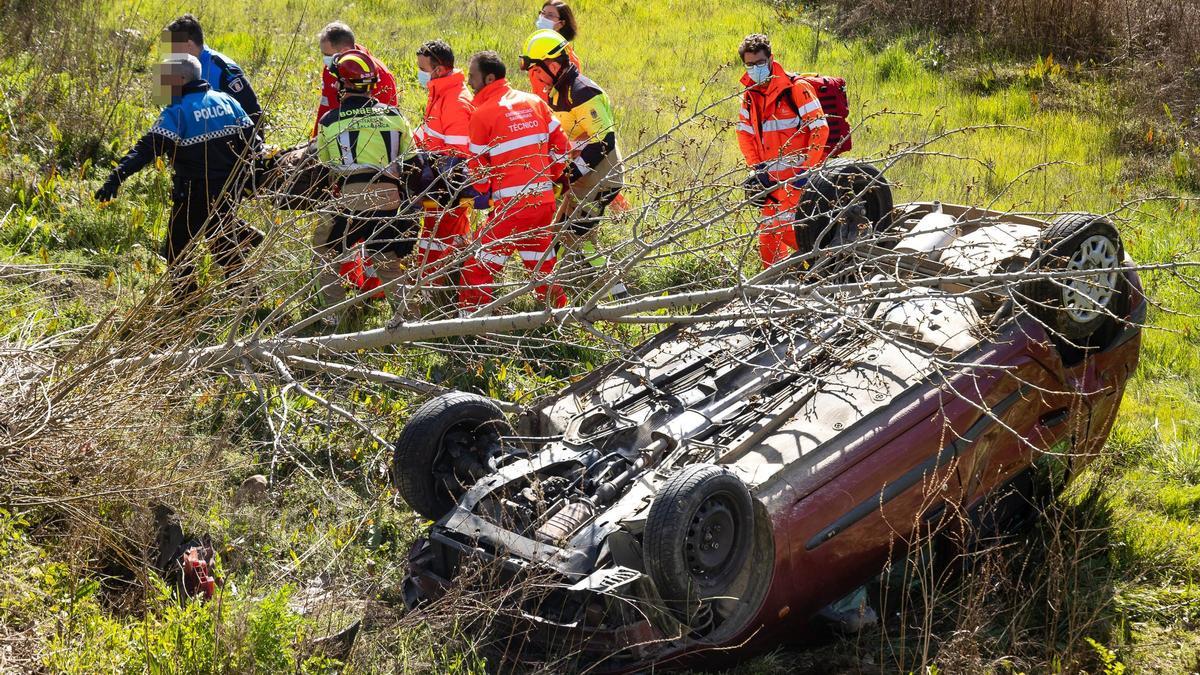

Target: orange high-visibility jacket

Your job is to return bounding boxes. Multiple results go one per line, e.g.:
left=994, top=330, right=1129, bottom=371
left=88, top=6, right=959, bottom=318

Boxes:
left=414, top=69, right=474, bottom=157
left=736, top=61, right=829, bottom=181
left=468, top=78, right=569, bottom=205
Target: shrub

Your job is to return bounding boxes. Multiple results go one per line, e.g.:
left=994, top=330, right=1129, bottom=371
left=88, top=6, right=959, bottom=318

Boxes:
left=809, top=0, right=1200, bottom=142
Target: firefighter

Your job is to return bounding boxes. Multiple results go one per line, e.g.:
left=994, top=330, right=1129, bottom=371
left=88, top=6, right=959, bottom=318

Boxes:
left=93, top=54, right=262, bottom=300
left=520, top=29, right=627, bottom=298
left=313, top=49, right=418, bottom=306
left=459, top=51, right=570, bottom=312
left=313, top=22, right=398, bottom=138
left=412, top=39, right=474, bottom=284
left=163, top=14, right=262, bottom=129
left=735, top=33, right=829, bottom=267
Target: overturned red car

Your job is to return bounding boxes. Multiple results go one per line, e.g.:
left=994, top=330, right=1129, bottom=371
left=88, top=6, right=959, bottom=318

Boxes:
left=390, top=163, right=1143, bottom=671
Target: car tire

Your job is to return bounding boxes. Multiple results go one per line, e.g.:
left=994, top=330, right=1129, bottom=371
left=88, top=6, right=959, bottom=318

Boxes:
left=643, top=464, right=755, bottom=622
left=1020, top=213, right=1129, bottom=343
left=391, top=392, right=513, bottom=520
left=795, top=161, right=894, bottom=254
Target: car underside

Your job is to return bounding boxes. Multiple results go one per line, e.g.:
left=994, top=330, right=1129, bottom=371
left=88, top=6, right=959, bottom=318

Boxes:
left=392, top=163, right=1144, bottom=672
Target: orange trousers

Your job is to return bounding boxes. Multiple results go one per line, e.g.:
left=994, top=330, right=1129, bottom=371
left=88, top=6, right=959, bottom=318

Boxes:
left=758, top=183, right=803, bottom=267
left=415, top=203, right=471, bottom=284
left=459, top=199, right=566, bottom=309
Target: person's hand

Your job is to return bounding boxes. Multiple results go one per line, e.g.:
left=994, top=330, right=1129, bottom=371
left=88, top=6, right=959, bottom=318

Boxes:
left=94, top=181, right=118, bottom=204
left=458, top=184, right=491, bottom=210
left=751, top=163, right=777, bottom=189
left=743, top=173, right=774, bottom=208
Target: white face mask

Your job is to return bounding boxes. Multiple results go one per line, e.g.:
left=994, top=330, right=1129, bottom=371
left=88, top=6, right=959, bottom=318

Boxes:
left=535, top=15, right=557, bottom=30
left=746, top=62, right=771, bottom=84
left=323, top=54, right=335, bottom=69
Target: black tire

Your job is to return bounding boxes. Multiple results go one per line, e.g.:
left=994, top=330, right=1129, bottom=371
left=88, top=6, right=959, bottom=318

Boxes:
left=794, top=161, right=894, bottom=254
left=1020, top=213, right=1129, bottom=343
left=643, top=464, right=755, bottom=621
left=391, top=392, right=513, bottom=520
left=830, top=160, right=896, bottom=233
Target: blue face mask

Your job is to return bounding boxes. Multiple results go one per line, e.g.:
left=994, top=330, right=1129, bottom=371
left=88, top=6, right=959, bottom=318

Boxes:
left=536, top=15, right=557, bottom=30
left=417, top=69, right=432, bottom=88
left=323, top=54, right=335, bottom=69
left=746, top=62, right=772, bottom=85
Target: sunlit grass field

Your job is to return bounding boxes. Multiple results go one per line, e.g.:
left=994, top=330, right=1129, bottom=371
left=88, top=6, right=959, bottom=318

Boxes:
left=2, top=0, right=1199, bottom=671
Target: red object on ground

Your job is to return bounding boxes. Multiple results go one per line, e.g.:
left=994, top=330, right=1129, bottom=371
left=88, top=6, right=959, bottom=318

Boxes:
left=181, top=547, right=216, bottom=600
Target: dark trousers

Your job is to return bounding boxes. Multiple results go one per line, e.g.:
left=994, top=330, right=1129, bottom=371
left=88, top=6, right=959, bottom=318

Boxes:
left=166, top=179, right=264, bottom=299
left=324, top=209, right=417, bottom=258
left=311, top=209, right=418, bottom=305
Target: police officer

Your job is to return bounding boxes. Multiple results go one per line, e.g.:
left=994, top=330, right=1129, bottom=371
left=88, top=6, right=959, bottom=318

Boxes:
left=164, top=14, right=262, bottom=128
left=94, top=54, right=263, bottom=299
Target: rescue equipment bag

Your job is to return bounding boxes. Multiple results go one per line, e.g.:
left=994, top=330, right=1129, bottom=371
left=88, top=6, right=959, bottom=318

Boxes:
left=792, top=74, right=852, bottom=158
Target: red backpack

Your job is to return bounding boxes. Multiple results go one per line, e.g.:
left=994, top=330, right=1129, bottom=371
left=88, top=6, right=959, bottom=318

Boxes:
left=789, top=74, right=852, bottom=158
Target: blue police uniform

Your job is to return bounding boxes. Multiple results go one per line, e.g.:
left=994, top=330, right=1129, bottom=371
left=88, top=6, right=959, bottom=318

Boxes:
left=96, top=79, right=263, bottom=297
left=198, top=47, right=262, bottom=126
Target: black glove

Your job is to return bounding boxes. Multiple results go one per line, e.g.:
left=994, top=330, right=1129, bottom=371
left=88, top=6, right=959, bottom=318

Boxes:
left=743, top=172, right=776, bottom=208
left=752, top=163, right=776, bottom=189
left=438, top=155, right=470, bottom=201
left=94, top=178, right=120, bottom=203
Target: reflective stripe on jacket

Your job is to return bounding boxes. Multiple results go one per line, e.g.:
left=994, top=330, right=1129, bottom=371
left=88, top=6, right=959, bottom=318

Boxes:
left=467, top=78, right=569, bottom=205
left=737, top=61, right=829, bottom=180
left=316, top=95, right=414, bottom=188
left=413, top=69, right=474, bottom=157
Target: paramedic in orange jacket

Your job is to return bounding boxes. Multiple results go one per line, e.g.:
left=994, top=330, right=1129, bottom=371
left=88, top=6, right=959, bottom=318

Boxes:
left=459, top=51, right=571, bottom=311
left=312, top=22, right=398, bottom=137
left=736, top=33, right=829, bottom=266
left=413, top=39, right=474, bottom=282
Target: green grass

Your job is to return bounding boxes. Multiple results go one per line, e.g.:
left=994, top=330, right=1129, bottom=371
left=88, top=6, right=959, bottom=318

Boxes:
left=2, top=0, right=1200, bottom=672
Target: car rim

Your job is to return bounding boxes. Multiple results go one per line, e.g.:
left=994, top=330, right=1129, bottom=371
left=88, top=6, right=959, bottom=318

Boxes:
left=432, top=422, right=491, bottom=495
left=685, top=493, right=739, bottom=585
left=1062, top=234, right=1118, bottom=323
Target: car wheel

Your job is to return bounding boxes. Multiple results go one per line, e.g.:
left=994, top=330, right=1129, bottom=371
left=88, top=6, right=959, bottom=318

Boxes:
left=643, top=464, right=755, bottom=622
left=831, top=160, right=896, bottom=233
left=795, top=161, right=895, bottom=254
left=391, top=392, right=513, bottom=520
left=1020, top=213, right=1129, bottom=342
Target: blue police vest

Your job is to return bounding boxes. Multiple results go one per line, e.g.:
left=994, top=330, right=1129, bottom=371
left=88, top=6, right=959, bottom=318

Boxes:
left=148, top=81, right=254, bottom=182
left=150, top=85, right=250, bottom=145
left=199, top=49, right=234, bottom=90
